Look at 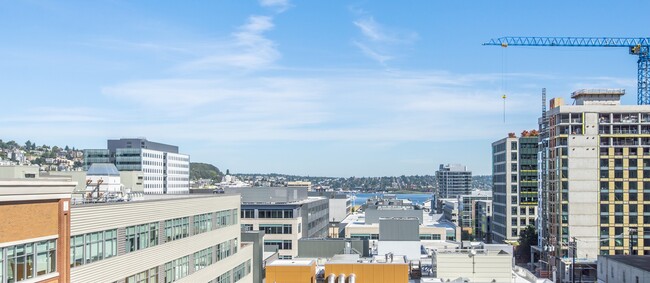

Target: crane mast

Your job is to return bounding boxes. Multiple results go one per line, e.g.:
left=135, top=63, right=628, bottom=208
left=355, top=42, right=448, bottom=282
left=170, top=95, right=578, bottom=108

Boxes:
left=484, top=37, right=650, bottom=105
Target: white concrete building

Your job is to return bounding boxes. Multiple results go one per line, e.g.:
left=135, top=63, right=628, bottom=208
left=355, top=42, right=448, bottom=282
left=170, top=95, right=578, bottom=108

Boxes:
left=84, top=138, right=190, bottom=194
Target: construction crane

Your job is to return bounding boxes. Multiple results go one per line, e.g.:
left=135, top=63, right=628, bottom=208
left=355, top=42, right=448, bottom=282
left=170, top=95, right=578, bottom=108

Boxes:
left=483, top=37, right=650, bottom=105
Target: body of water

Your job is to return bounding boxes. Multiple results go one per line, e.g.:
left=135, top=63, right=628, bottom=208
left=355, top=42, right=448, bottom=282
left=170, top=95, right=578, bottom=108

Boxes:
left=351, top=193, right=432, bottom=206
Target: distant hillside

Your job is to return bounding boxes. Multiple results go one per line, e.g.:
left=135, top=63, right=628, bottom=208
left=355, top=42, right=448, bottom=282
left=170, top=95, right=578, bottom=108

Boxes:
left=190, top=162, right=224, bottom=181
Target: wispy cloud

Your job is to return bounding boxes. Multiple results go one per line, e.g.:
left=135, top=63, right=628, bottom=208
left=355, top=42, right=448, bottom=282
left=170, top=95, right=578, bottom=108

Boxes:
left=352, top=41, right=392, bottom=64
left=259, top=0, right=291, bottom=12
left=352, top=15, right=418, bottom=64
left=353, top=17, right=418, bottom=44
left=180, top=15, right=279, bottom=71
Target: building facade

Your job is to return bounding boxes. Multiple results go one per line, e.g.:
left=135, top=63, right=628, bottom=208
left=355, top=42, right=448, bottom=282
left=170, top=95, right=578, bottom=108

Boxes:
left=69, top=194, right=253, bottom=283
left=230, top=187, right=329, bottom=259
left=492, top=134, right=539, bottom=243
left=84, top=138, right=190, bottom=194
left=0, top=178, right=77, bottom=283
left=436, top=164, right=472, bottom=198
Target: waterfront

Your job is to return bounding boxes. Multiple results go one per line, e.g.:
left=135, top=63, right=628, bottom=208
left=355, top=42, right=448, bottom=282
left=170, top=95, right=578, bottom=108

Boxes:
left=352, top=192, right=432, bottom=206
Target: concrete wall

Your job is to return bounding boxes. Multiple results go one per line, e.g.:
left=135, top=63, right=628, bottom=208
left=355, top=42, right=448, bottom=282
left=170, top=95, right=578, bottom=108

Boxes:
left=297, top=238, right=369, bottom=258
left=378, top=218, right=419, bottom=241
left=435, top=251, right=512, bottom=283
left=365, top=208, right=422, bottom=224
left=242, top=230, right=264, bottom=283
left=227, top=187, right=308, bottom=203
left=567, top=112, right=599, bottom=258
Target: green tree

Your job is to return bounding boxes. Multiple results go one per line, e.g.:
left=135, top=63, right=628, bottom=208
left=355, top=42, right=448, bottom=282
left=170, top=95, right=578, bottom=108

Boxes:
left=25, top=140, right=33, bottom=150
left=516, top=225, right=538, bottom=264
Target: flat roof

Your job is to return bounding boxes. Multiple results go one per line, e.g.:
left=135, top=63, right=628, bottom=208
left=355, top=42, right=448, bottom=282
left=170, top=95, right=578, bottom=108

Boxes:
left=267, top=259, right=315, bottom=266
left=71, top=192, right=238, bottom=207
left=602, top=255, right=650, bottom=271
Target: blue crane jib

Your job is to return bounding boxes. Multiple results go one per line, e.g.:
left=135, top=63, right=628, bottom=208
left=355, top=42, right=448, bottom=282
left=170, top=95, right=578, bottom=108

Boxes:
left=484, top=37, right=650, bottom=105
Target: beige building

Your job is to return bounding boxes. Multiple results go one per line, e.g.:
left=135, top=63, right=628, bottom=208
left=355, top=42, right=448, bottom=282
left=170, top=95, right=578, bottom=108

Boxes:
left=434, top=244, right=514, bottom=283
left=69, top=194, right=253, bottom=283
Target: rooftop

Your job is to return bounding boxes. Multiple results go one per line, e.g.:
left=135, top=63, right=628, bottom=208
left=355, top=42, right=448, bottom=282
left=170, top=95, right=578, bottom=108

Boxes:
left=267, top=259, right=315, bottom=267
left=602, top=255, right=650, bottom=271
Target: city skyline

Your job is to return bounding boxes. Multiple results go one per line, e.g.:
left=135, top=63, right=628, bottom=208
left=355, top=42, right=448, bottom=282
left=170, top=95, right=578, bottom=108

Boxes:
left=1, top=1, right=647, bottom=177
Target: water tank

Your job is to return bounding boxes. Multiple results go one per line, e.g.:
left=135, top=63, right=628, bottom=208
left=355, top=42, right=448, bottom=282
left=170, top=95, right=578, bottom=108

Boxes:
left=337, top=273, right=346, bottom=283
left=327, top=274, right=336, bottom=283
left=348, top=273, right=356, bottom=283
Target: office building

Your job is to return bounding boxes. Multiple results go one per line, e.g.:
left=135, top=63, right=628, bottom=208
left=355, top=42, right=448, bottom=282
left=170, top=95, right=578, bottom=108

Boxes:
left=492, top=133, right=539, bottom=243
left=475, top=200, right=493, bottom=243
left=229, top=187, right=329, bottom=259
left=343, top=198, right=460, bottom=243
left=70, top=193, right=252, bottom=283
left=436, top=164, right=472, bottom=198
left=0, top=178, right=77, bottom=283
left=535, top=89, right=650, bottom=282
left=84, top=138, right=190, bottom=194
left=308, top=191, right=352, bottom=238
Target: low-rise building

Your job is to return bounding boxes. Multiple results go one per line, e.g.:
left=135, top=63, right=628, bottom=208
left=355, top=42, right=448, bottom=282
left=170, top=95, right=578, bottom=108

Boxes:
left=229, top=187, right=329, bottom=259
left=597, top=255, right=650, bottom=283
left=434, top=243, right=514, bottom=283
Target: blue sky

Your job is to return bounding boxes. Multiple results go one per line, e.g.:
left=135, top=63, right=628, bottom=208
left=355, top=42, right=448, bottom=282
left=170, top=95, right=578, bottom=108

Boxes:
left=0, top=1, right=647, bottom=177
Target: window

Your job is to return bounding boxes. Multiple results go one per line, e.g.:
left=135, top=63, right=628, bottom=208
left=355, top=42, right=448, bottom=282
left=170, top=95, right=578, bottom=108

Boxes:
left=126, top=268, right=157, bottom=283
left=194, top=247, right=213, bottom=271
left=241, top=224, right=253, bottom=231
left=264, top=240, right=292, bottom=250
left=259, top=224, right=292, bottom=234
left=215, top=271, right=232, bottom=283
left=126, top=222, right=159, bottom=253
left=241, top=209, right=254, bottom=218
left=217, top=238, right=238, bottom=261
left=164, top=256, right=189, bottom=283
left=3, top=239, right=57, bottom=282
left=233, top=260, right=251, bottom=282
left=194, top=213, right=212, bottom=234
left=165, top=217, right=189, bottom=242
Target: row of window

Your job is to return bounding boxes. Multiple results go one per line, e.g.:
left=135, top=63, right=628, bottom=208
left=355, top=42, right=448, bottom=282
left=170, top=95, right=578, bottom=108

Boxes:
left=264, top=240, right=293, bottom=250
left=350, top=234, right=379, bottom=240
left=126, top=267, right=157, bottom=283
left=164, top=238, right=238, bottom=283
left=0, top=239, right=57, bottom=283
left=419, top=234, right=442, bottom=240
left=70, top=229, right=118, bottom=267
left=259, top=224, right=292, bottom=234
left=211, top=260, right=252, bottom=283
left=72, top=209, right=238, bottom=268
left=126, top=222, right=158, bottom=253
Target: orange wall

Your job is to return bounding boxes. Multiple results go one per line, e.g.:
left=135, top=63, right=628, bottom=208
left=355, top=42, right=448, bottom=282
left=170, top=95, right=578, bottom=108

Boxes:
left=0, top=200, right=59, bottom=242
left=325, top=263, right=409, bottom=283
left=266, top=264, right=316, bottom=283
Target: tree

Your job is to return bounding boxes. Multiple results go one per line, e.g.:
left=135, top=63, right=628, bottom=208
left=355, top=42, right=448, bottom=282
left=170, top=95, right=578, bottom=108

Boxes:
left=65, top=145, right=70, bottom=151
left=516, top=225, right=538, bottom=264
left=226, top=169, right=230, bottom=175
left=25, top=140, right=33, bottom=150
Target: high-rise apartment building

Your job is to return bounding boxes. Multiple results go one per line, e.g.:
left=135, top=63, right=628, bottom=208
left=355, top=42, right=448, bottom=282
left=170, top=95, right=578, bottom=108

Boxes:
left=491, top=133, right=539, bottom=243
left=436, top=164, right=472, bottom=198
left=538, top=89, right=650, bottom=278
left=85, top=138, right=190, bottom=194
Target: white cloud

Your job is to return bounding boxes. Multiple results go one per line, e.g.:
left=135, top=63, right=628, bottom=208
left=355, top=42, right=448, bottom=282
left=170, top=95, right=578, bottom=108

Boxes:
left=259, top=0, right=290, bottom=12
left=352, top=16, right=418, bottom=64
left=353, top=17, right=417, bottom=44
left=180, top=15, right=279, bottom=70
left=352, top=41, right=391, bottom=64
